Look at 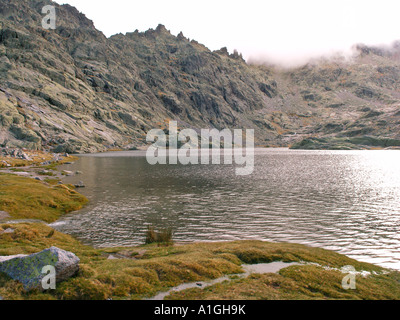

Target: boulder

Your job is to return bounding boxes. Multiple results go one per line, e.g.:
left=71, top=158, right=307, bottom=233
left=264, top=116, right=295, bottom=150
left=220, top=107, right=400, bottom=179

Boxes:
left=0, top=211, right=10, bottom=220
left=74, top=181, right=85, bottom=188
left=0, top=228, right=14, bottom=235
left=0, top=247, right=80, bottom=291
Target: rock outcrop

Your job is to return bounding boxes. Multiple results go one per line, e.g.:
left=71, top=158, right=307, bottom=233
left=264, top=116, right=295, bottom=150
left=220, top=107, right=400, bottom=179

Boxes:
left=0, top=0, right=399, bottom=151
left=0, top=247, right=80, bottom=291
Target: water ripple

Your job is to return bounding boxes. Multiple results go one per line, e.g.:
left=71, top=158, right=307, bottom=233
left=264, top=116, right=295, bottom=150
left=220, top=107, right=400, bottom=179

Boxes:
left=53, top=149, right=400, bottom=270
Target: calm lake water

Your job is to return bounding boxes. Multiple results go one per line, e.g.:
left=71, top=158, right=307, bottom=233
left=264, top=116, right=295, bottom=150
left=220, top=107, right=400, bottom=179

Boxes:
left=53, top=148, right=400, bottom=270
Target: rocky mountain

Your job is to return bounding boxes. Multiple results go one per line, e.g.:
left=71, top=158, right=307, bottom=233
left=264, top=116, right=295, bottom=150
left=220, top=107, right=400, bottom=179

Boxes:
left=0, top=0, right=399, bottom=152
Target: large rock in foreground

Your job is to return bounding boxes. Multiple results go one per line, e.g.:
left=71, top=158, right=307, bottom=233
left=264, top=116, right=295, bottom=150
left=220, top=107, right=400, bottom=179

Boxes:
left=0, top=247, right=79, bottom=291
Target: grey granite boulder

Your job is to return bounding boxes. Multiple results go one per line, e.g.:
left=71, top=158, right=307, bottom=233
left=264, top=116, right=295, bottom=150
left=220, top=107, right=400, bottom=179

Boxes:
left=0, top=211, right=10, bottom=220
left=0, top=247, right=80, bottom=291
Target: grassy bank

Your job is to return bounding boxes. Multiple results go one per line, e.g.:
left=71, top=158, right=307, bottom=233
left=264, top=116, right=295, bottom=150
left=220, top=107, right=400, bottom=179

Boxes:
left=0, top=150, right=87, bottom=223
left=1, top=223, right=400, bottom=300
left=166, top=264, right=400, bottom=300
left=0, top=174, right=88, bottom=223
left=0, top=151, right=76, bottom=168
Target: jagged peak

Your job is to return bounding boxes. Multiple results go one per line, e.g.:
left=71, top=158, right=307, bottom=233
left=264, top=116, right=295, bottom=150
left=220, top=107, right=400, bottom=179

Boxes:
left=177, top=31, right=188, bottom=41
left=141, top=24, right=174, bottom=39
left=214, top=47, right=245, bottom=61
left=155, top=24, right=168, bottom=33
left=214, top=47, right=229, bottom=56
left=230, top=49, right=244, bottom=61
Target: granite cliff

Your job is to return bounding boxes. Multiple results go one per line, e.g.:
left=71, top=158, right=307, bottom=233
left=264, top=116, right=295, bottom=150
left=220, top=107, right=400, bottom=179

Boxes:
left=1, top=0, right=399, bottom=152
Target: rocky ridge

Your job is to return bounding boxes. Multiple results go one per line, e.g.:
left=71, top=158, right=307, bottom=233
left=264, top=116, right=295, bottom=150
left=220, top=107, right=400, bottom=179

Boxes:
left=0, top=0, right=399, bottom=152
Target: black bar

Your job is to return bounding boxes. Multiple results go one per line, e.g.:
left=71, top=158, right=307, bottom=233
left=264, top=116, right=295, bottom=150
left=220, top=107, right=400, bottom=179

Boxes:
left=1, top=300, right=399, bottom=318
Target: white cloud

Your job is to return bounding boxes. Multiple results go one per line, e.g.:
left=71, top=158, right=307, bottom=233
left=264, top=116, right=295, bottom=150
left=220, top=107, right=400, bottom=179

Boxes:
left=57, top=0, right=400, bottom=65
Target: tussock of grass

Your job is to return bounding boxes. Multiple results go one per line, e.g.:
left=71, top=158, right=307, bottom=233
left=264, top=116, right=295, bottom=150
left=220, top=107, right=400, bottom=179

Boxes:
left=1, top=223, right=399, bottom=300
left=43, top=178, right=61, bottom=186
left=9, top=168, right=26, bottom=172
left=0, top=174, right=88, bottom=222
left=145, top=226, right=173, bottom=246
left=37, top=171, right=55, bottom=176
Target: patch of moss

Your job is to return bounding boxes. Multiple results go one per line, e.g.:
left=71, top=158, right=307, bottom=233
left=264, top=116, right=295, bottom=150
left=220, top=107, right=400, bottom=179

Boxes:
left=43, top=178, right=61, bottom=186
left=0, top=174, right=88, bottom=223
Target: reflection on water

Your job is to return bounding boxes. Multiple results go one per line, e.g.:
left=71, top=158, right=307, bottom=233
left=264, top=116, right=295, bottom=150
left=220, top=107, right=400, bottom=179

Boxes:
left=54, top=148, right=400, bottom=270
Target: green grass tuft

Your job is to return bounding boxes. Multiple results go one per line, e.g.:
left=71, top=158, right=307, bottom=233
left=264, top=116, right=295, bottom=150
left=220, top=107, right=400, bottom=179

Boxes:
left=145, top=226, right=174, bottom=246
left=0, top=174, right=88, bottom=223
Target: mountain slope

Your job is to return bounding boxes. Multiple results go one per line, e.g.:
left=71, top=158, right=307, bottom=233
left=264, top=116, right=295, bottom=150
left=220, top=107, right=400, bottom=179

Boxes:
left=0, top=0, right=399, bottom=152
left=282, top=47, right=400, bottom=149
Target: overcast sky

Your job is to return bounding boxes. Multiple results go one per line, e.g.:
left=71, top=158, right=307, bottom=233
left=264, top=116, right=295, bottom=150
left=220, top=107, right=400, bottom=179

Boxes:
left=57, top=0, right=400, bottom=65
